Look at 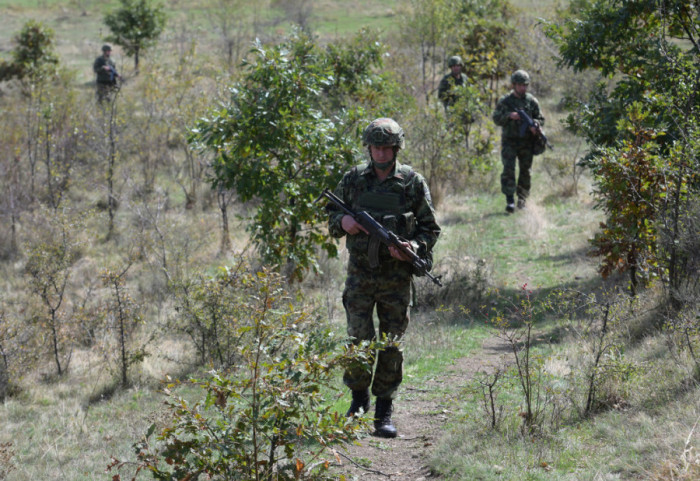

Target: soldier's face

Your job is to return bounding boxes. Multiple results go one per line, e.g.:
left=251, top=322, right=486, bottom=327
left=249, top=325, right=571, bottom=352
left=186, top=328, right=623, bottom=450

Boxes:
left=514, top=83, right=528, bottom=96
left=104, top=49, right=112, bottom=57
left=450, top=65, right=462, bottom=76
left=369, top=145, right=396, bottom=171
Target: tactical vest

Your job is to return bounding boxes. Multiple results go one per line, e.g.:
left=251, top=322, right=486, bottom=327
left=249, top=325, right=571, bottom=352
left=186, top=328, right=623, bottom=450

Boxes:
left=343, top=164, right=418, bottom=267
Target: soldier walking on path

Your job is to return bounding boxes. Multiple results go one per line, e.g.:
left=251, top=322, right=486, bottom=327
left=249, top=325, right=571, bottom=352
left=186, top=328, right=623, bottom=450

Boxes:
left=93, top=44, right=121, bottom=103
left=327, top=118, right=441, bottom=438
left=492, top=69, right=545, bottom=213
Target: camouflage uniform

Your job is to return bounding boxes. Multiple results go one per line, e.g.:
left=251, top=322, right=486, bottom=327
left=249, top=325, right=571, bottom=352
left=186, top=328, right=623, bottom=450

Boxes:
left=492, top=74, right=544, bottom=203
left=438, top=56, right=468, bottom=110
left=93, top=46, right=119, bottom=103
left=438, top=71, right=469, bottom=109
left=328, top=160, right=440, bottom=399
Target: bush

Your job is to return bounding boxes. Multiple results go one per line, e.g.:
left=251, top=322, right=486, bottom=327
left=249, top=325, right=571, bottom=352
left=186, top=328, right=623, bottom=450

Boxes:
left=110, top=267, right=368, bottom=480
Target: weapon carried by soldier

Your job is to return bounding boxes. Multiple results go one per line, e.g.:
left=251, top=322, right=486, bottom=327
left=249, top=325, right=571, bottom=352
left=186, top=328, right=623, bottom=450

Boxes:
left=318, top=188, right=443, bottom=287
left=516, top=108, right=553, bottom=150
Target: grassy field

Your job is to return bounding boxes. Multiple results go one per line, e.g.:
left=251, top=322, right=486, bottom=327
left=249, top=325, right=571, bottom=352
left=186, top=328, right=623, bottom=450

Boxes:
left=1, top=0, right=700, bottom=480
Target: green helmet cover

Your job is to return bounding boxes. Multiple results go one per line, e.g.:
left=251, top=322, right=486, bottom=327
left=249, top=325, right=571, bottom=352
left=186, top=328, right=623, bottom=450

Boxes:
left=511, top=69, right=530, bottom=85
left=448, top=55, right=463, bottom=67
left=362, top=118, right=405, bottom=149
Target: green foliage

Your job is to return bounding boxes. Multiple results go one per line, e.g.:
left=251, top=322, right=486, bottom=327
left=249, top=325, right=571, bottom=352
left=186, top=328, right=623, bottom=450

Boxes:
left=192, top=31, right=365, bottom=280
left=545, top=0, right=700, bottom=295
left=544, top=0, right=699, bottom=152
left=104, top=0, right=167, bottom=70
left=588, top=105, right=672, bottom=293
left=0, top=20, right=58, bottom=84
left=455, top=0, right=516, bottom=83
left=109, top=268, right=367, bottom=480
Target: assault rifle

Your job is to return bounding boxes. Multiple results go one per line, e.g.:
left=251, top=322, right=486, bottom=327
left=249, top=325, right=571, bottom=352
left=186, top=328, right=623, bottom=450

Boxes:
left=516, top=108, right=553, bottom=151
left=318, top=188, right=443, bottom=287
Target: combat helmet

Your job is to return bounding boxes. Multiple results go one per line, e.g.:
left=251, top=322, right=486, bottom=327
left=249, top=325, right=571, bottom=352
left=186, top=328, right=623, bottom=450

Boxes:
left=362, top=118, right=405, bottom=150
left=448, top=55, right=463, bottom=67
left=511, top=69, right=530, bottom=85
left=102, top=44, right=113, bottom=52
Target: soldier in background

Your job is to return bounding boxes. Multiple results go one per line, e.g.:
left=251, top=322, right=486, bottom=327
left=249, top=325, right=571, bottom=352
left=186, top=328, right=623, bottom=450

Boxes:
left=492, top=69, right=545, bottom=213
left=327, top=118, right=441, bottom=438
left=437, top=55, right=468, bottom=110
left=93, top=44, right=121, bottom=103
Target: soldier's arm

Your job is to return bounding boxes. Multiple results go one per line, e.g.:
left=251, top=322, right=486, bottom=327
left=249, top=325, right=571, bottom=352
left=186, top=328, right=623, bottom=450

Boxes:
left=492, top=97, right=511, bottom=127
left=93, top=57, right=103, bottom=74
left=327, top=175, right=351, bottom=238
left=437, top=77, right=449, bottom=102
left=532, top=97, right=545, bottom=126
left=411, top=176, right=441, bottom=257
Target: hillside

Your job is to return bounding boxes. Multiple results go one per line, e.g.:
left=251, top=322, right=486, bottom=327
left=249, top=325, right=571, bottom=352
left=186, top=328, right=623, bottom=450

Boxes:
left=1, top=1, right=699, bottom=481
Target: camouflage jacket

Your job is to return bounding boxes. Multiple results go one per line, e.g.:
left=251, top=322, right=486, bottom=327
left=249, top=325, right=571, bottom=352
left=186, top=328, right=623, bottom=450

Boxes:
left=328, top=161, right=441, bottom=266
left=93, top=55, right=118, bottom=85
left=492, top=91, right=544, bottom=140
left=438, top=72, right=468, bottom=107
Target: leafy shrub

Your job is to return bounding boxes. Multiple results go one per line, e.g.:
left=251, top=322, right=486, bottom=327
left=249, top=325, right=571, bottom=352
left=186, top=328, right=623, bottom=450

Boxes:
left=110, top=267, right=367, bottom=480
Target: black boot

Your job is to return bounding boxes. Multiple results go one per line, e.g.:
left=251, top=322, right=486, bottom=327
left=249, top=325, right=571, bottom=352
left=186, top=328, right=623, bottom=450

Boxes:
left=373, top=398, right=397, bottom=438
left=346, top=389, right=370, bottom=417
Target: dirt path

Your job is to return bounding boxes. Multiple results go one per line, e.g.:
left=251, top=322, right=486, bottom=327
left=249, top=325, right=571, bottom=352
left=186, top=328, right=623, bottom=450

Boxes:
left=333, top=337, right=509, bottom=480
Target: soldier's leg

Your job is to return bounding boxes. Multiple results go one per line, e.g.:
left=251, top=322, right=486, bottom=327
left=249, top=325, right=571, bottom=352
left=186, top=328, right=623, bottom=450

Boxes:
left=342, top=266, right=377, bottom=392
left=500, top=142, right=518, bottom=197
left=501, top=141, right=518, bottom=212
left=371, top=266, right=412, bottom=400
left=516, top=143, right=534, bottom=202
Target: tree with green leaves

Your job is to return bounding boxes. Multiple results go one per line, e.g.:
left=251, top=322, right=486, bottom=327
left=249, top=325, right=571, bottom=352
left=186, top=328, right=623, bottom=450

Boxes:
left=104, top=0, right=166, bottom=71
left=192, top=32, right=365, bottom=280
left=0, top=20, right=58, bottom=85
left=545, top=0, right=700, bottom=295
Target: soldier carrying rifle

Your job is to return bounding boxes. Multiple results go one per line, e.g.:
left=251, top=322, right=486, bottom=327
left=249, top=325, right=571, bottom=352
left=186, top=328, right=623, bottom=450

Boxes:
left=326, top=118, right=441, bottom=438
left=492, top=69, right=546, bottom=213
left=93, top=44, right=121, bottom=104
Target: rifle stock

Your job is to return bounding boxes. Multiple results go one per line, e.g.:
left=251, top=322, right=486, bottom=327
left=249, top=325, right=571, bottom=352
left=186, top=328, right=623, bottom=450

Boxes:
left=319, top=189, right=442, bottom=287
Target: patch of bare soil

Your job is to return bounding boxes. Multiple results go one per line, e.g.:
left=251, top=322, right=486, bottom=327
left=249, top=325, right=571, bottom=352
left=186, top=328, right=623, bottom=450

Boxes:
left=332, top=337, right=509, bottom=480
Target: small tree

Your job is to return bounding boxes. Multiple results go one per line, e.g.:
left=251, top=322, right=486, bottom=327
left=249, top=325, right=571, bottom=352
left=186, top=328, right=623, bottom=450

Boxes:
left=109, top=268, right=368, bottom=480
left=104, top=0, right=166, bottom=71
left=101, top=261, right=145, bottom=388
left=589, top=105, right=670, bottom=295
left=25, top=212, right=81, bottom=376
left=0, top=20, right=58, bottom=84
left=192, top=32, right=360, bottom=280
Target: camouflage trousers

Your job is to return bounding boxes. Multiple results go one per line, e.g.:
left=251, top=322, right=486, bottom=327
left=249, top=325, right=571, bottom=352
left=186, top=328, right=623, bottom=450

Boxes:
left=342, top=257, right=412, bottom=400
left=500, top=138, right=534, bottom=200
left=96, top=82, right=117, bottom=104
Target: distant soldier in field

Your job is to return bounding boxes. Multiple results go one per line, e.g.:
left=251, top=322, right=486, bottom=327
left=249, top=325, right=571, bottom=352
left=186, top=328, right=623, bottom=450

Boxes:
left=437, top=55, right=468, bottom=111
left=93, top=44, right=121, bottom=103
left=492, top=69, right=545, bottom=213
left=327, top=118, right=441, bottom=438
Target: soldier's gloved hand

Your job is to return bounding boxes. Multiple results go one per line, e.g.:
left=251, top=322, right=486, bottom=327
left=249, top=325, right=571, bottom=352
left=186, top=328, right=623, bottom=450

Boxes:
left=341, top=215, right=369, bottom=235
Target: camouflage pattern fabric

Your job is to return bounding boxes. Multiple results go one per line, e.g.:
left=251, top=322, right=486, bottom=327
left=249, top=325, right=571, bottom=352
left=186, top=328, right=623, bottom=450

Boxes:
left=93, top=55, right=118, bottom=85
left=341, top=258, right=412, bottom=399
left=500, top=138, right=534, bottom=199
left=328, top=160, right=440, bottom=399
left=438, top=72, right=468, bottom=108
left=493, top=92, right=545, bottom=199
left=492, top=91, right=544, bottom=139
